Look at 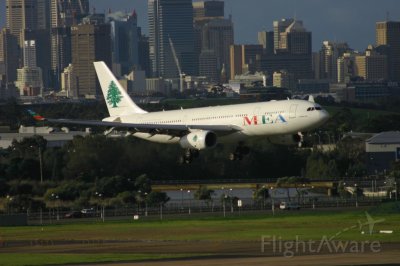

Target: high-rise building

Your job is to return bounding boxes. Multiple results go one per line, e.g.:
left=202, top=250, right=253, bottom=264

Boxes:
left=355, top=46, right=388, bottom=81
left=148, top=0, right=196, bottom=79
left=21, top=29, right=52, bottom=87
left=61, top=63, right=77, bottom=97
left=278, top=21, right=311, bottom=55
left=22, top=40, right=37, bottom=67
left=258, top=31, right=274, bottom=55
left=273, top=18, right=294, bottom=52
left=37, top=0, right=51, bottom=30
left=241, top=44, right=264, bottom=73
left=50, top=0, right=90, bottom=28
left=273, top=70, right=295, bottom=90
left=229, top=44, right=243, bottom=80
left=376, top=21, right=400, bottom=82
left=71, top=23, right=111, bottom=97
left=193, top=1, right=224, bottom=19
left=51, top=27, right=71, bottom=89
left=138, top=29, right=151, bottom=78
left=0, top=29, right=19, bottom=85
left=337, top=52, right=357, bottom=84
left=107, top=11, right=139, bottom=77
left=201, top=18, right=234, bottom=79
left=6, top=0, right=38, bottom=42
left=16, top=39, right=43, bottom=96
left=199, top=49, right=218, bottom=82
left=319, top=41, right=350, bottom=82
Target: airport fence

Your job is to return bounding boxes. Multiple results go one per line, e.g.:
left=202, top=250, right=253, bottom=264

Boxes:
left=20, top=196, right=389, bottom=225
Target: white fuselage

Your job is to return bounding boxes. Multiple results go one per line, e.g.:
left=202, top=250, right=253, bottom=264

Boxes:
left=114, top=99, right=329, bottom=145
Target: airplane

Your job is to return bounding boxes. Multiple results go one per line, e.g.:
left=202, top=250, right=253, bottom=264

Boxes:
left=358, top=212, right=385, bottom=235
left=30, top=61, right=329, bottom=163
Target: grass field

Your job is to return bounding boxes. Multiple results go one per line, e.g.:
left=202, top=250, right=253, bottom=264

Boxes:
left=0, top=207, right=399, bottom=265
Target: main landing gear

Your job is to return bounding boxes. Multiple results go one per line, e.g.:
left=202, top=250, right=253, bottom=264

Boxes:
left=178, top=149, right=199, bottom=164
left=229, top=143, right=250, bottom=161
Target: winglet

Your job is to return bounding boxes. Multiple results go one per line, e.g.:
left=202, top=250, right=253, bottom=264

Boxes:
left=308, top=95, right=315, bottom=103
left=27, top=109, right=46, bottom=121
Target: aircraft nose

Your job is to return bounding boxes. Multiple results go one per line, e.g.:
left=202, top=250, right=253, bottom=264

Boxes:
left=320, top=110, right=330, bottom=123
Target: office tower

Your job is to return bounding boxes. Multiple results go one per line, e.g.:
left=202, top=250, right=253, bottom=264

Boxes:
left=148, top=0, right=196, bottom=79
left=241, top=44, right=264, bottom=73
left=355, top=46, right=388, bottom=81
left=255, top=20, right=313, bottom=82
left=21, top=29, right=52, bottom=87
left=37, top=0, right=51, bottom=30
left=51, top=27, right=71, bottom=89
left=337, top=52, right=357, bottom=84
left=201, top=18, right=234, bottom=79
left=278, top=21, right=311, bottom=55
left=273, top=70, right=295, bottom=90
left=61, top=64, right=77, bottom=97
left=193, top=1, right=224, bottom=19
left=107, top=11, right=139, bottom=77
left=22, top=40, right=37, bottom=67
left=258, top=31, right=274, bottom=55
left=230, top=45, right=242, bottom=80
left=6, top=0, right=38, bottom=42
left=71, top=23, right=111, bottom=97
left=273, top=18, right=294, bottom=52
left=50, top=0, right=90, bottom=28
left=15, top=40, right=43, bottom=96
left=0, top=29, right=19, bottom=84
left=138, top=29, right=151, bottom=78
left=199, top=50, right=218, bottom=82
left=319, top=41, right=350, bottom=82
left=376, top=21, right=400, bottom=82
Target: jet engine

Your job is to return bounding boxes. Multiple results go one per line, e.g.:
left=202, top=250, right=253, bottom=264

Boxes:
left=268, top=133, right=302, bottom=146
left=179, top=131, right=217, bottom=150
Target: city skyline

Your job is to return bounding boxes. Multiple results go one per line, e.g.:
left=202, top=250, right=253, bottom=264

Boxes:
left=1, top=0, right=399, bottom=51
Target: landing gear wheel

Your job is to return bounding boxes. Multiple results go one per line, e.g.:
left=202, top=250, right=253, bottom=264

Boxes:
left=179, top=149, right=199, bottom=164
left=229, top=143, right=250, bottom=161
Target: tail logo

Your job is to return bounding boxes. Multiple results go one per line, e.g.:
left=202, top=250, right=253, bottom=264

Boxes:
left=107, top=81, right=123, bottom=108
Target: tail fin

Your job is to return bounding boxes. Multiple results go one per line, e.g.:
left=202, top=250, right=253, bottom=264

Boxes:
left=27, top=109, right=45, bottom=121
left=93, top=61, right=147, bottom=117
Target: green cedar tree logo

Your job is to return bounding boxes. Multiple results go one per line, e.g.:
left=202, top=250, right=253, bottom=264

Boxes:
left=107, top=81, right=123, bottom=108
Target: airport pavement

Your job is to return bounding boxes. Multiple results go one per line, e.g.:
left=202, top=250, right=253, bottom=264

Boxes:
left=85, top=251, right=400, bottom=266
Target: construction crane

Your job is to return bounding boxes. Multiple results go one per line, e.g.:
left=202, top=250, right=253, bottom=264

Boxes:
left=168, top=37, right=185, bottom=92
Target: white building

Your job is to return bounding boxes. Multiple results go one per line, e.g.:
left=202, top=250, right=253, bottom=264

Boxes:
left=61, top=64, right=77, bottom=98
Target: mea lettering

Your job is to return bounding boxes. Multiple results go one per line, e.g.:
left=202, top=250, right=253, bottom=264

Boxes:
left=243, top=115, right=286, bottom=126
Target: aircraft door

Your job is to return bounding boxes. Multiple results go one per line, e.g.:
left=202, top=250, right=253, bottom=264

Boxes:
left=289, top=104, right=298, bottom=119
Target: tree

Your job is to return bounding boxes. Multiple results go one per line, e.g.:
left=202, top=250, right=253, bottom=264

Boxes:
left=253, top=187, right=269, bottom=206
left=276, top=176, right=310, bottom=203
left=106, top=81, right=123, bottom=108
left=146, top=191, right=170, bottom=207
left=194, top=186, right=214, bottom=209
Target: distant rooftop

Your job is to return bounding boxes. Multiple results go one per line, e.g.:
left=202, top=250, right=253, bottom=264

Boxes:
left=366, top=131, right=400, bottom=144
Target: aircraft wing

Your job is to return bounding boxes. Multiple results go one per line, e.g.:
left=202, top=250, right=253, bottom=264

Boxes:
left=27, top=108, right=241, bottom=136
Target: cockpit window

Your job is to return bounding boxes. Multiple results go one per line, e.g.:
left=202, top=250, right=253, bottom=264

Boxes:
left=307, top=107, right=315, bottom=111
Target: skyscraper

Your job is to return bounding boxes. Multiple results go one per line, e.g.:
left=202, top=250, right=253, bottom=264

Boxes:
left=258, top=31, right=274, bottom=55
left=0, top=29, right=19, bottom=85
left=6, top=0, right=38, bottom=42
left=107, top=11, right=139, bottom=77
left=200, top=18, right=234, bottom=79
left=376, top=21, right=400, bottom=82
left=320, top=41, right=351, bottom=82
left=193, top=1, right=224, bottom=19
left=355, top=46, right=388, bottom=81
left=50, top=0, right=90, bottom=28
left=148, top=0, right=196, bottom=79
left=273, top=18, right=294, bottom=53
left=71, top=23, right=111, bottom=97
left=278, top=21, right=311, bottom=55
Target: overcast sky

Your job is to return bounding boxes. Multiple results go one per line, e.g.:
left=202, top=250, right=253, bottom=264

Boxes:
left=1, top=0, right=399, bottom=51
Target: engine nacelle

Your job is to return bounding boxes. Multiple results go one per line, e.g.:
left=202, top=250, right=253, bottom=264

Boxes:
left=179, top=131, right=217, bottom=150
left=268, top=134, right=302, bottom=146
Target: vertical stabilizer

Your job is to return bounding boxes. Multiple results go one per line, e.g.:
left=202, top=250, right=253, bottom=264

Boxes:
left=94, top=61, right=147, bottom=117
